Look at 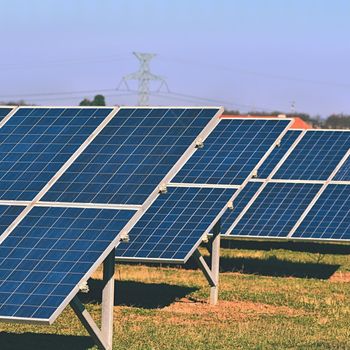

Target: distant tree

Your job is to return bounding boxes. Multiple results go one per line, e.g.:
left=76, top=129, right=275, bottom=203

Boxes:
left=92, top=94, right=106, bottom=106
left=223, top=109, right=240, bottom=115
left=79, top=95, right=106, bottom=106
left=79, top=98, right=92, bottom=106
left=324, top=114, right=350, bottom=129
left=0, top=100, right=31, bottom=106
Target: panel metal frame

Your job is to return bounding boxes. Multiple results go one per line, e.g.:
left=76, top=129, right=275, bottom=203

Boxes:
left=0, top=105, right=18, bottom=128
left=0, top=106, right=224, bottom=325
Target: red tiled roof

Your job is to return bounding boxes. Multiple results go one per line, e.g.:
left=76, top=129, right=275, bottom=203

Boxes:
left=220, top=115, right=312, bottom=129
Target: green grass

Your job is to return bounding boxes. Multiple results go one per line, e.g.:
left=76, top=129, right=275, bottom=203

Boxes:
left=0, top=244, right=349, bottom=349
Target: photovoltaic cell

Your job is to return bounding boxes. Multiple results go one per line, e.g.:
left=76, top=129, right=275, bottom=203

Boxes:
left=333, top=156, right=350, bottom=181
left=257, top=130, right=302, bottom=179
left=219, top=181, right=263, bottom=233
left=230, top=183, right=322, bottom=238
left=293, top=184, right=350, bottom=240
left=172, top=119, right=290, bottom=185
left=0, top=108, right=13, bottom=124
left=0, top=107, right=113, bottom=201
left=116, top=186, right=235, bottom=262
left=43, top=108, right=219, bottom=205
left=0, top=205, right=25, bottom=236
left=0, top=206, right=135, bottom=322
left=274, top=131, right=350, bottom=180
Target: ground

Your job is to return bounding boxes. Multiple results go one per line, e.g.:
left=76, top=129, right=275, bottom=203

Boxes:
left=0, top=241, right=349, bottom=349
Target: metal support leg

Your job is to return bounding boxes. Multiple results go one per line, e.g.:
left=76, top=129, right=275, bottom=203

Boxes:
left=70, top=296, right=110, bottom=350
left=70, top=248, right=116, bottom=350
left=210, top=220, right=221, bottom=305
left=101, top=248, right=115, bottom=349
left=193, top=249, right=216, bottom=287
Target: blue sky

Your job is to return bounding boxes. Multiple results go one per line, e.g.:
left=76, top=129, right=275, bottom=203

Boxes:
left=0, top=1, right=349, bottom=116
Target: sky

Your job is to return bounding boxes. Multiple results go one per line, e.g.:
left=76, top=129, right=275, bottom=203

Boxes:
left=0, top=0, right=349, bottom=117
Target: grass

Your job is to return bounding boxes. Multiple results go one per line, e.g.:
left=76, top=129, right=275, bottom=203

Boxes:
left=0, top=242, right=349, bottom=349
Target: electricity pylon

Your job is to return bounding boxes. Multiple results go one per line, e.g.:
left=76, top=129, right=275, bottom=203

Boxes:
left=118, top=52, right=168, bottom=106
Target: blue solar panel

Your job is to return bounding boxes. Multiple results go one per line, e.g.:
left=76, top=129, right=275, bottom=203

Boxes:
left=257, top=130, right=302, bottom=179
left=0, top=205, right=25, bottom=236
left=293, top=184, right=350, bottom=240
left=0, top=107, right=113, bottom=201
left=219, top=181, right=263, bottom=233
left=116, top=186, right=235, bottom=262
left=172, top=119, right=290, bottom=185
left=274, top=131, right=350, bottom=180
left=0, top=206, right=135, bottom=322
left=229, top=183, right=322, bottom=237
left=0, top=107, right=13, bottom=124
left=333, top=156, right=350, bottom=181
left=42, top=108, right=219, bottom=205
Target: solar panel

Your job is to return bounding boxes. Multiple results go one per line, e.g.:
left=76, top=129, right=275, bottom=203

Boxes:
left=42, top=108, right=219, bottom=205
left=0, top=205, right=25, bottom=236
left=333, top=156, right=350, bottom=181
left=292, top=184, right=350, bottom=240
left=229, top=183, right=322, bottom=237
left=257, top=130, right=303, bottom=179
left=116, top=186, right=235, bottom=262
left=0, top=106, right=223, bottom=324
left=219, top=181, right=263, bottom=233
left=0, top=107, right=13, bottom=124
left=273, top=131, right=350, bottom=180
left=172, top=119, right=291, bottom=185
left=0, top=107, right=114, bottom=201
left=0, top=206, right=135, bottom=322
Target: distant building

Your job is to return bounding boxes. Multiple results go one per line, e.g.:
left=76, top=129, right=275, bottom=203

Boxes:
left=221, top=114, right=312, bottom=129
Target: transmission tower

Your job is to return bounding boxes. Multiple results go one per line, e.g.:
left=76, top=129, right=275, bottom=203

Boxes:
left=118, top=52, right=168, bottom=106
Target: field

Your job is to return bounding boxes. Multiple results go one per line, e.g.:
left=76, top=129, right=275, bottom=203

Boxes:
left=0, top=241, right=349, bottom=350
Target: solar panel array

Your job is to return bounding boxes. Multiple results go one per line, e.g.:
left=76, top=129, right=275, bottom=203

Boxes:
left=223, top=129, right=350, bottom=242
left=116, top=118, right=292, bottom=262
left=0, top=106, right=222, bottom=323
left=0, top=106, right=348, bottom=325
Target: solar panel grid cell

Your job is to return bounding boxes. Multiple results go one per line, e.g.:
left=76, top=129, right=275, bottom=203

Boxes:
left=0, top=108, right=113, bottom=201
left=0, top=206, right=135, bottom=321
left=0, top=205, right=25, bottom=236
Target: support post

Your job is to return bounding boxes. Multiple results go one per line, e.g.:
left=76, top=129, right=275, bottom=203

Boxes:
left=210, top=220, right=221, bottom=305
left=70, top=248, right=116, bottom=350
left=101, top=248, right=116, bottom=349
left=70, top=296, right=110, bottom=350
